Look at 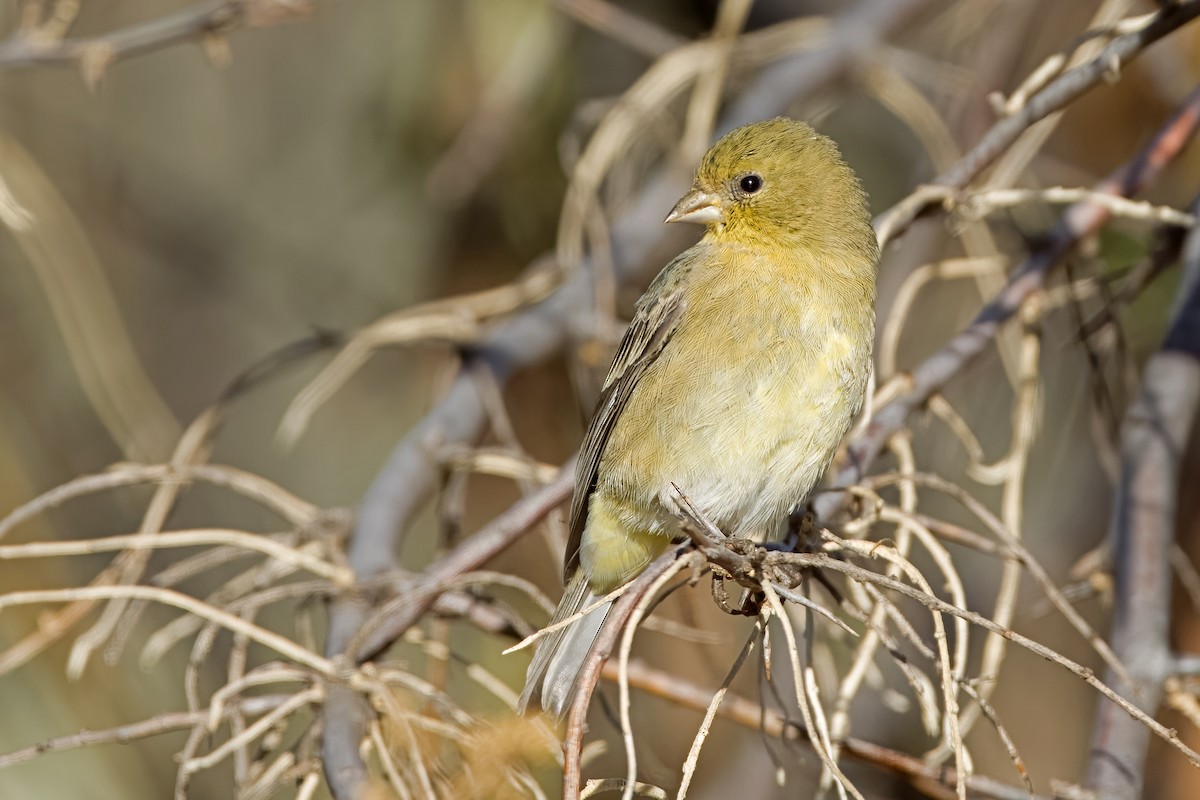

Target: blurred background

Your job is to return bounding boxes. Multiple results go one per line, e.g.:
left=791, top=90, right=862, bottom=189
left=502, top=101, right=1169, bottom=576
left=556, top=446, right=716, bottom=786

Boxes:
left=1, top=0, right=1200, bottom=797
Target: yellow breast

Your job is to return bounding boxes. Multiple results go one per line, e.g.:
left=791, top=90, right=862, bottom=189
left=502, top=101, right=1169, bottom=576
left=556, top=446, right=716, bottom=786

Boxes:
left=579, top=241, right=874, bottom=590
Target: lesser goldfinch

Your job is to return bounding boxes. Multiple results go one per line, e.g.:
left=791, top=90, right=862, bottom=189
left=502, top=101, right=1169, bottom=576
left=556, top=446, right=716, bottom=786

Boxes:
left=519, top=117, right=878, bottom=717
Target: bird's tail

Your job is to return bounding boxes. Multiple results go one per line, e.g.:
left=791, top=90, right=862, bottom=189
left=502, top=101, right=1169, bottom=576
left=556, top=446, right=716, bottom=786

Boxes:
left=516, top=571, right=610, bottom=719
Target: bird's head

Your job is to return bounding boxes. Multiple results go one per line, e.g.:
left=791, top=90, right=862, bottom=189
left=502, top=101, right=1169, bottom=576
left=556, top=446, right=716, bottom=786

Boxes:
left=666, top=117, right=876, bottom=259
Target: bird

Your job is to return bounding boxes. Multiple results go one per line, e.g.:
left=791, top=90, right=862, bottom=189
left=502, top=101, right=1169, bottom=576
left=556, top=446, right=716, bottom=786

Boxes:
left=517, top=117, right=878, bottom=718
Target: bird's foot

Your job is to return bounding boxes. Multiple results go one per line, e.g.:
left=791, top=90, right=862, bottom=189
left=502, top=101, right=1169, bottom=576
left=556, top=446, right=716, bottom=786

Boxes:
left=711, top=569, right=763, bottom=616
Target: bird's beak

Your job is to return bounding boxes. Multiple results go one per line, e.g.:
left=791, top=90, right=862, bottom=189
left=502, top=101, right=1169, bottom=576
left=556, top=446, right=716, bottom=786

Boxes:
left=665, top=187, right=723, bottom=225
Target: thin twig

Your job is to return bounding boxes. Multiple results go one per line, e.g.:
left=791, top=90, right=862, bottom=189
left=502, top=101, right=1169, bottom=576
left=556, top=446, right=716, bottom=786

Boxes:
left=873, top=1, right=1200, bottom=245
left=0, top=528, right=350, bottom=584
left=553, top=0, right=686, bottom=58
left=0, top=585, right=335, bottom=676
left=830, top=83, right=1200, bottom=522
left=563, top=547, right=690, bottom=800
left=0, top=0, right=310, bottom=78
left=615, top=661, right=1045, bottom=800
left=351, top=465, right=574, bottom=662
left=0, top=694, right=291, bottom=769
left=693, top=538, right=1200, bottom=769
left=676, top=621, right=761, bottom=799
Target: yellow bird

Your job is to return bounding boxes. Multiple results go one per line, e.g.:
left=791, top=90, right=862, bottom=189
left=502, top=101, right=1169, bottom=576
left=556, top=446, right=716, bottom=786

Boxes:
left=518, top=118, right=878, bottom=717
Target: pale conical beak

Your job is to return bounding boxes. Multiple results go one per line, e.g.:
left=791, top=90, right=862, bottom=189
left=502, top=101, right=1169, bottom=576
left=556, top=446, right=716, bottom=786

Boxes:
left=664, top=187, right=723, bottom=225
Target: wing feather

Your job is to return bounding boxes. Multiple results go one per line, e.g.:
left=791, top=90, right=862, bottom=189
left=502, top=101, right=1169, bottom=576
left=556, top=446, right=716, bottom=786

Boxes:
left=562, top=253, right=694, bottom=581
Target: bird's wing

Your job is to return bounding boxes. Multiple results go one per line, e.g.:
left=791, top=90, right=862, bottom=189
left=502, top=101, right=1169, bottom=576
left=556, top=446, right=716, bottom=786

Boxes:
left=563, top=253, right=692, bottom=581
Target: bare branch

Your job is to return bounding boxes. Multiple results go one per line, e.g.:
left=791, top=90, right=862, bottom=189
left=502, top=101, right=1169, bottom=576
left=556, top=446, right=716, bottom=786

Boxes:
left=614, top=660, right=1046, bottom=800
left=352, top=464, right=574, bottom=663
left=562, top=547, right=690, bottom=800
left=0, top=0, right=311, bottom=75
left=828, top=84, right=1200, bottom=522
left=1084, top=171, right=1200, bottom=799
left=9, top=4, right=1200, bottom=798
left=553, top=0, right=686, bottom=58
left=0, top=694, right=293, bottom=770
left=873, top=0, right=1200, bottom=245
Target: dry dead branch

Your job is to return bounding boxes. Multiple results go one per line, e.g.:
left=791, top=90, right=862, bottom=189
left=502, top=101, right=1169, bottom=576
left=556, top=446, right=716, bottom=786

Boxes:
left=4, top=2, right=1200, bottom=799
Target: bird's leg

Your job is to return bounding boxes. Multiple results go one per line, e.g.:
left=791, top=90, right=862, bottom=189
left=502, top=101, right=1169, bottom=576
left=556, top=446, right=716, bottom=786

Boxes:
left=710, top=536, right=765, bottom=615
left=734, top=588, right=764, bottom=616
left=710, top=565, right=762, bottom=616
left=796, top=507, right=818, bottom=547
left=783, top=507, right=844, bottom=606
left=773, top=505, right=818, bottom=553
left=710, top=568, right=738, bottom=614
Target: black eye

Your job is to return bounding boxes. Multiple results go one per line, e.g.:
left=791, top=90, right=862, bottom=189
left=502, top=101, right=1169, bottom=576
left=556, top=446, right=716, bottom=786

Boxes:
left=739, top=174, right=763, bottom=194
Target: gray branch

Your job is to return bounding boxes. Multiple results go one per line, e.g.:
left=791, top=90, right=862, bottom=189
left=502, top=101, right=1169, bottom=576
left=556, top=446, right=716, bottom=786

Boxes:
left=1084, top=198, right=1200, bottom=798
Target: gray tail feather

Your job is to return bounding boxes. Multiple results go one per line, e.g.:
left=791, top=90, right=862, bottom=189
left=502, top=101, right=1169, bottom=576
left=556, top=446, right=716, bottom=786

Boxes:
left=516, top=572, right=611, bottom=719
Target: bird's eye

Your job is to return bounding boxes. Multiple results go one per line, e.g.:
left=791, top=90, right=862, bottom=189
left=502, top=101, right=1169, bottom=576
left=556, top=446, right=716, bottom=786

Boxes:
left=738, top=174, right=763, bottom=194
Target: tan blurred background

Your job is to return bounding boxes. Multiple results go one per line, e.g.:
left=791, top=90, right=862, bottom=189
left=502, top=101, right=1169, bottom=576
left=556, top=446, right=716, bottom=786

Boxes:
left=1, top=0, right=1200, bottom=797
